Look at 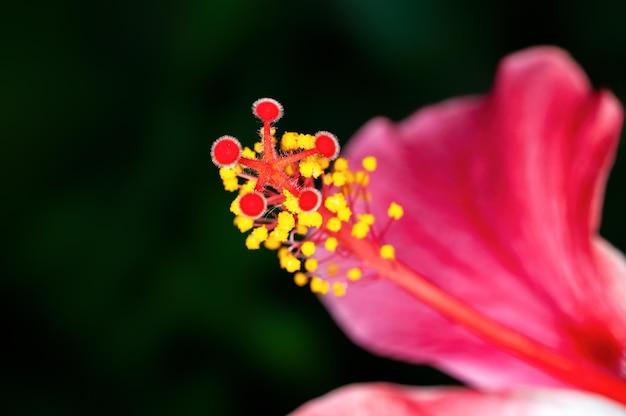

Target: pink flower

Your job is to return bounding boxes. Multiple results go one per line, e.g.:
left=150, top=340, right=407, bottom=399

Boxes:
left=209, top=46, right=626, bottom=413
left=308, top=46, right=626, bottom=408
left=290, top=383, right=626, bottom=415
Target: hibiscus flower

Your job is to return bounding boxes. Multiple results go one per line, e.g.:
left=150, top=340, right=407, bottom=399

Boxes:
left=210, top=46, right=626, bottom=413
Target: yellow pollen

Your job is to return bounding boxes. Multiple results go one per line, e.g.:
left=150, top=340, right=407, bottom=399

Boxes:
left=332, top=172, right=347, bottom=187
left=334, top=157, right=349, bottom=171
left=240, top=179, right=256, bottom=194
left=355, top=171, right=370, bottom=186
left=301, top=241, right=316, bottom=257
left=324, top=194, right=347, bottom=213
left=270, top=228, right=289, bottom=243
left=337, top=206, right=352, bottom=222
left=347, top=268, right=362, bottom=281
left=326, top=217, right=342, bottom=232
left=388, top=202, right=404, bottom=220
left=380, top=244, right=396, bottom=259
left=357, top=213, right=375, bottom=225
left=298, top=212, right=322, bottom=228
left=264, top=236, right=282, bottom=250
left=222, top=178, right=239, bottom=192
left=297, top=133, right=316, bottom=149
left=219, top=167, right=236, bottom=180
left=233, top=216, right=254, bottom=233
left=299, top=159, right=323, bottom=178
left=332, top=282, right=347, bottom=297
left=254, top=141, right=263, bottom=153
left=351, top=222, right=370, bottom=239
left=245, top=226, right=269, bottom=250
left=281, top=132, right=300, bottom=150
left=242, top=147, right=256, bottom=158
left=304, top=258, right=318, bottom=272
left=283, top=190, right=301, bottom=213
left=310, top=277, right=329, bottom=295
left=362, top=156, right=377, bottom=172
left=294, top=272, right=308, bottom=287
left=281, top=253, right=301, bottom=273
left=324, top=237, right=338, bottom=251
left=295, top=225, right=308, bottom=235
left=327, top=262, right=339, bottom=276
left=277, top=211, right=296, bottom=232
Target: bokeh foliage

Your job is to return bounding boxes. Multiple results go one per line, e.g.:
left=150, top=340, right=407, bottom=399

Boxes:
left=3, top=0, right=626, bottom=415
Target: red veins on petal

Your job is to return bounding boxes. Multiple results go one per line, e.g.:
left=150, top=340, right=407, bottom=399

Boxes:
left=317, top=47, right=626, bottom=390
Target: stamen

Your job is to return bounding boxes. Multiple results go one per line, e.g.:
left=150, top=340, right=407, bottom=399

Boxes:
left=210, top=98, right=401, bottom=296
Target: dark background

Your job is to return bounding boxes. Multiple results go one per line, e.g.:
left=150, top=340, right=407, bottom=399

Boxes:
left=3, top=0, right=626, bottom=415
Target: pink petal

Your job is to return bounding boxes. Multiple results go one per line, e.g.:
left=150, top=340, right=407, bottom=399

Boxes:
left=319, top=47, right=626, bottom=388
left=289, top=383, right=626, bottom=416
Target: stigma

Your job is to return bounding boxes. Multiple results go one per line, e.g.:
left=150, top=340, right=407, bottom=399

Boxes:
left=210, top=98, right=403, bottom=296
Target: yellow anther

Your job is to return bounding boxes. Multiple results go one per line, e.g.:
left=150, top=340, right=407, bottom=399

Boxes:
left=301, top=241, right=316, bottom=257
left=327, top=262, right=339, bottom=276
left=334, top=157, right=349, bottom=171
left=324, top=193, right=347, bottom=213
left=230, top=198, right=242, bottom=216
left=245, top=226, right=269, bottom=250
left=317, top=157, right=330, bottom=170
left=362, top=156, right=377, bottom=172
left=380, top=244, right=396, bottom=259
left=281, top=253, right=301, bottom=273
left=357, top=213, right=375, bottom=225
left=270, top=228, right=290, bottom=243
left=326, top=217, right=342, bottom=232
left=240, top=179, right=256, bottom=194
left=388, top=202, right=404, bottom=220
left=324, top=237, right=338, bottom=251
left=281, top=132, right=300, bottom=150
left=299, top=159, right=323, bottom=178
left=337, top=206, right=352, bottom=222
left=332, top=172, right=347, bottom=187
left=310, top=277, right=329, bottom=295
left=304, top=258, right=318, bottom=272
left=323, top=174, right=334, bottom=186
left=282, top=190, right=301, bottom=213
left=297, top=134, right=316, bottom=149
left=264, top=236, right=282, bottom=250
left=351, top=222, right=370, bottom=239
left=219, top=167, right=237, bottom=180
left=254, top=141, right=263, bottom=153
left=298, top=212, right=322, bottom=228
left=294, top=272, right=309, bottom=287
left=332, top=282, right=347, bottom=297
left=355, top=171, right=370, bottom=186
left=242, top=147, right=256, bottom=158
left=233, top=216, right=254, bottom=233
left=295, top=224, right=308, bottom=235
left=277, top=211, right=296, bottom=232
left=222, top=177, right=239, bottom=192
left=347, top=268, right=362, bottom=281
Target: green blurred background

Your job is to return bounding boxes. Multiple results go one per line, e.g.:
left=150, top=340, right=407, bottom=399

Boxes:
left=3, top=0, right=626, bottom=414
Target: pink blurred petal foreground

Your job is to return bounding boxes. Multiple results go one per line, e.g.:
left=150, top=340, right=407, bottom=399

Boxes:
left=290, top=383, right=626, bottom=416
left=318, top=46, right=626, bottom=394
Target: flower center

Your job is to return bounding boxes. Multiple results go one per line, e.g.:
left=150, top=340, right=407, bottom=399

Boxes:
left=210, top=98, right=403, bottom=295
